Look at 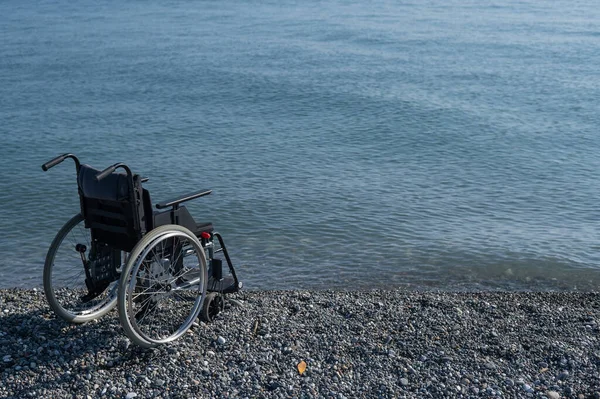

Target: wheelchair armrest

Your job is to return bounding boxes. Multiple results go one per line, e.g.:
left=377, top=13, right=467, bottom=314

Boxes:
left=156, top=189, right=212, bottom=209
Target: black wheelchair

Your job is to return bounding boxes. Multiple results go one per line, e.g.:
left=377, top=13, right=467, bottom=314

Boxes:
left=41, top=153, right=242, bottom=347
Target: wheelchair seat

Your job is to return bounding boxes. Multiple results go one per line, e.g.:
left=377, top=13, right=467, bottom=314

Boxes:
left=196, top=222, right=214, bottom=234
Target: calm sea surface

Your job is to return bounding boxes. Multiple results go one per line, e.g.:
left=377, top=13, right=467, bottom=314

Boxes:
left=1, top=0, right=599, bottom=290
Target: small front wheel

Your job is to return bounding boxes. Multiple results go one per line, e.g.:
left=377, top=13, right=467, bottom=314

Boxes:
left=43, top=214, right=119, bottom=323
left=201, top=292, right=224, bottom=322
left=118, top=225, right=207, bottom=347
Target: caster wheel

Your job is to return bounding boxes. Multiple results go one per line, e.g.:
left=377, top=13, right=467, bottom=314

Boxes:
left=201, top=292, right=223, bottom=322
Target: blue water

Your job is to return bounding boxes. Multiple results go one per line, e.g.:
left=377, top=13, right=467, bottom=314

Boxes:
left=1, top=0, right=599, bottom=290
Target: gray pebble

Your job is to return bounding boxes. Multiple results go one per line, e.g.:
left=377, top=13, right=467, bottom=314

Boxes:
left=485, top=361, right=497, bottom=370
left=0, top=289, right=599, bottom=399
left=558, top=371, right=569, bottom=380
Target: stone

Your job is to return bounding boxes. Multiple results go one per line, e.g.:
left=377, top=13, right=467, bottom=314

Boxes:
left=485, top=361, right=496, bottom=370
left=558, top=371, right=569, bottom=380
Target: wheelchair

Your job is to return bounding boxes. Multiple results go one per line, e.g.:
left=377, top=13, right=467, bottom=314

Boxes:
left=41, top=153, right=242, bottom=347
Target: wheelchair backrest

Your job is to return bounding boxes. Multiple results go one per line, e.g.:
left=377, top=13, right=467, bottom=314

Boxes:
left=77, top=164, right=148, bottom=252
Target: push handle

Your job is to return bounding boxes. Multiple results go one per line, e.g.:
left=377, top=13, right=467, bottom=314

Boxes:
left=41, top=153, right=81, bottom=172
left=95, top=163, right=120, bottom=181
left=95, top=162, right=134, bottom=182
left=42, top=154, right=68, bottom=171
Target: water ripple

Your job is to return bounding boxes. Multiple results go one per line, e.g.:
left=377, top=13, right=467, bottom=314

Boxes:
left=1, top=0, right=599, bottom=290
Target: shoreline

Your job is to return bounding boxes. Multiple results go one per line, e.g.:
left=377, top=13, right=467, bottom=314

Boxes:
left=1, top=289, right=599, bottom=398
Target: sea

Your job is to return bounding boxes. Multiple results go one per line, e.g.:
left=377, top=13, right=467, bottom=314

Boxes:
left=1, top=0, right=599, bottom=291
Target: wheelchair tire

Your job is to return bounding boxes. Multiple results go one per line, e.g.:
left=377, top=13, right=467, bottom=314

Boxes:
left=200, top=292, right=223, bottom=322
left=43, top=213, right=119, bottom=323
left=118, top=225, right=207, bottom=347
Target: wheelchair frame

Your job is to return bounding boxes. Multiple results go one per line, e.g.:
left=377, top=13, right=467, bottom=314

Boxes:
left=41, top=153, right=242, bottom=347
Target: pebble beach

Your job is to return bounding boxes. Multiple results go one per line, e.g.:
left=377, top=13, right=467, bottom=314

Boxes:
left=1, top=289, right=600, bottom=398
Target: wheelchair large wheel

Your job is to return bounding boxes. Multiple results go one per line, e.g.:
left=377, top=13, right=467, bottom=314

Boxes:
left=43, top=214, right=118, bottom=323
left=118, top=225, right=207, bottom=347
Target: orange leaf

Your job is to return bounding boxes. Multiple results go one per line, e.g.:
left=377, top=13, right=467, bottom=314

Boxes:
left=297, top=360, right=307, bottom=375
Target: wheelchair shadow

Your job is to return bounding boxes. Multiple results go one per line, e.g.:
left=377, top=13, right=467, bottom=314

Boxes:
left=0, top=305, right=157, bottom=375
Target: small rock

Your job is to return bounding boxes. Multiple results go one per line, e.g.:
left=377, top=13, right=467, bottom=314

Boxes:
left=558, top=371, right=569, bottom=380
left=267, top=381, right=283, bottom=391
left=2, top=355, right=12, bottom=363
left=217, top=336, right=226, bottom=345
left=400, top=378, right=409, bottom=386
left=546, top=391, right=560, bottom=399
left=485, top=361, right=496, bottom=370
left=126, top=393, right=138, bottom=399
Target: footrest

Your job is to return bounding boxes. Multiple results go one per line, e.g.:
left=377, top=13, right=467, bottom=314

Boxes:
left=207, top=275, right=240, bottom=294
